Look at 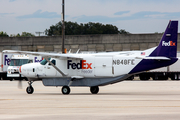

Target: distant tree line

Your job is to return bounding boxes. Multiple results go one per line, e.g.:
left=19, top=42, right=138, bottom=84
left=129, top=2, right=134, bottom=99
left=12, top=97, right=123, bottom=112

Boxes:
left=0, top=32, right=35, bottom=37
left=0, top=31, right=9, bottom=37
left=10, top=32, right=35, bottom=37
left=45, top=21, right=130, bottom=36
left=0, top=22, right=130, bottom=37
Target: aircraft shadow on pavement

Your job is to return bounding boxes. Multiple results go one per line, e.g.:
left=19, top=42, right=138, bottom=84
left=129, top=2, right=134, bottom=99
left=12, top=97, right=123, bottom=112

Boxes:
left=33, top=92, right=180, bottom=96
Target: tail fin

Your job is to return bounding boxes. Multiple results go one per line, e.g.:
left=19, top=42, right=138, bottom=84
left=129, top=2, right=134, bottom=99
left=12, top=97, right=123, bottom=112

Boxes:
left=150, top=21, right=178, bottom=58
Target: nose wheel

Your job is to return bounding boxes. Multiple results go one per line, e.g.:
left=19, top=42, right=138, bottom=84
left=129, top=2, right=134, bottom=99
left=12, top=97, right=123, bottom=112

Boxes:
left=26, top=86, right=34, bottom=94
left=26, top=81, right=34, bottom=94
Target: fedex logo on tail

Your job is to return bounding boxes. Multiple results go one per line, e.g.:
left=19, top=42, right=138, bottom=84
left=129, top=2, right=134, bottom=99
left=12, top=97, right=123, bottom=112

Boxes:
left=162, top=41, right=176, bottom=46
left=67, top=60, right=92, bottom=69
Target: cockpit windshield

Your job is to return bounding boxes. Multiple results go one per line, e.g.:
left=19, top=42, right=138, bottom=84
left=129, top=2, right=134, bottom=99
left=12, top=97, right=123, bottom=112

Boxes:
left=10, top=59, right=29, bottom=66
left=40, top=58, right=51, bottom=65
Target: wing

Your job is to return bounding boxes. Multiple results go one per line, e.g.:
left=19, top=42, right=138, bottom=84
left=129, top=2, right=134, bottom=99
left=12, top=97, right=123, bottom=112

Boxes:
left=3, top=50, right=83, bottom=60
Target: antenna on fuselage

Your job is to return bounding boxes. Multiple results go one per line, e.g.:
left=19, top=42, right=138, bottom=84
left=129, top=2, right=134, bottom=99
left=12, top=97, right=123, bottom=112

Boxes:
left=68, top=49, right=71, bottom=53
left=76, top=49, right=80, bottom=54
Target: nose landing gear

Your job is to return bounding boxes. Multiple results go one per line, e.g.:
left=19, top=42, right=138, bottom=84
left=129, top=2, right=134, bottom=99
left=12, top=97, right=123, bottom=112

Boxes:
left=26, top=81, right=34, bottom=94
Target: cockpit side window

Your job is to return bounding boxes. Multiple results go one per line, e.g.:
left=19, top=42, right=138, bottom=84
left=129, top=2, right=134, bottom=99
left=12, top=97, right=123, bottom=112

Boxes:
left=40, top=58, right=51, bottom=65
left=49, top=59, right=56, bottom=66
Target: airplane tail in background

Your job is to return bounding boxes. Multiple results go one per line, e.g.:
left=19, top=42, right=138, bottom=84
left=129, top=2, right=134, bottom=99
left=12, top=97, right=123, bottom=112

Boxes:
left=149, top=21, right=178, bottom=58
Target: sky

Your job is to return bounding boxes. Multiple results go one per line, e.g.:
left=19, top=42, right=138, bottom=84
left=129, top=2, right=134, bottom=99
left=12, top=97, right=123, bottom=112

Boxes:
left=1, top=0, right=180, bottom=36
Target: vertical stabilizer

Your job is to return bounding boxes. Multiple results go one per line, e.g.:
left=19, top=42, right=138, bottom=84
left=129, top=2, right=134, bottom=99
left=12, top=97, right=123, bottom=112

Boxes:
left=150, top=21, right=178, bottom=58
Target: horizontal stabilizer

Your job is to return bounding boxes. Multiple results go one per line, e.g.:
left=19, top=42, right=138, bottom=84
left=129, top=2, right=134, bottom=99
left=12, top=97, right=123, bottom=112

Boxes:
left=135, top=56, right=171, bottom=60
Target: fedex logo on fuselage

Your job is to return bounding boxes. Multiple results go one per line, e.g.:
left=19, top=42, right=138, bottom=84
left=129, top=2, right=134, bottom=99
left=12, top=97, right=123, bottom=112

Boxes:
left=67, top=60, right=92, bottom=69
left=162, top=41, right=176, bottom=46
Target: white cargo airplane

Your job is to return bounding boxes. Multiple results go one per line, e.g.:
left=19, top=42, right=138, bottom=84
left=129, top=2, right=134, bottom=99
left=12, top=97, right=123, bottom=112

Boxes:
left=4, top=21, right=178, bottom=95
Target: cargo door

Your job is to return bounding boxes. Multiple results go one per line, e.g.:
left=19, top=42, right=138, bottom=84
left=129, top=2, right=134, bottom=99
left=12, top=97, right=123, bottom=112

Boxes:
left=45, top=59, right=57, bottom=77
left=94, top=57, right=113, bottom=77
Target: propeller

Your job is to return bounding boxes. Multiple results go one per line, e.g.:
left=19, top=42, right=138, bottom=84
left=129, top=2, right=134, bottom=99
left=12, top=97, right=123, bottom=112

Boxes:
left=18, top=66, right=23, bottom=89
left=18, top=80, right=23, bottom=89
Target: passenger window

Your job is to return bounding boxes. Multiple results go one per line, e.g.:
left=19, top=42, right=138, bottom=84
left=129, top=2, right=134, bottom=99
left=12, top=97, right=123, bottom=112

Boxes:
left=49, top=60, right=56, bottom=66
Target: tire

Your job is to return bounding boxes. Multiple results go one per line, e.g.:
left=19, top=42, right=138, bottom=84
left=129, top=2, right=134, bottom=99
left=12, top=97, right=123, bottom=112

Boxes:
left=171, top=74, right=178, bottom=80
left=139, top=76, right=150, bottom=81
left=125, top=76, right=134, bottom=80
left=90, top=86, right=99, bottom=94
left=153, top=76, right=159, bottom=80
left=62, top=86, right=70, bottom=95
left=178, top=74, right=180, bottom=80
left=162, top=76, right=168, bottom=80
left=26, top=86, right=34, bottom=94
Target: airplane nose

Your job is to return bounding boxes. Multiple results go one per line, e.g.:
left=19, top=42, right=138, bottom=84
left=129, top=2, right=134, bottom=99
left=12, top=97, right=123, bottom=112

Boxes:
left=19, top=64, right=27, bottom=76
left=19, top=63, right=39, bottom=78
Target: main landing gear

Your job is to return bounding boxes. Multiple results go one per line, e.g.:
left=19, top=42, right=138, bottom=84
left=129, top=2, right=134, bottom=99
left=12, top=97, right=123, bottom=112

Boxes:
left=90, top=86, right=99, bottom=94
left=61, top=86, right=99, bottom=95
left=61, top=86, right=71, bottom=95
left=61, top=78, right=75, bottom=95
left=61, top=85, right=99, bottom=95
left=61, top=78, right=100, bottom=95
left=26, top=81, right=34, bottom=94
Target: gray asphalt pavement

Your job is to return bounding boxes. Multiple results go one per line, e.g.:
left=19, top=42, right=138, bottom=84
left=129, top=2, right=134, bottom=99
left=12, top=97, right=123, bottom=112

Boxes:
left=0, top=80, right=180, bottom=120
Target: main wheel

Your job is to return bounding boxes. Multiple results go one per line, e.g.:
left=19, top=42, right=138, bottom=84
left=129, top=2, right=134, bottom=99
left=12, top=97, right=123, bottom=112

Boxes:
left=26, top=86, right=34, bottom=94
left=90, top=86, right=99, bottom=94
left=62, top=86, right=70, bottom=95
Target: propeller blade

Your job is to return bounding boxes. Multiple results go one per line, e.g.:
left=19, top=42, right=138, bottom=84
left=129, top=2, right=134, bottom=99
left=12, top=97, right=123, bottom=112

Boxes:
left=18, top=80, right=22, bottom=89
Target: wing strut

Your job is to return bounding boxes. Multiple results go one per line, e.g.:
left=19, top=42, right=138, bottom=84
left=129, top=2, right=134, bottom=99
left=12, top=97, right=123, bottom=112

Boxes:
left=44, top=57, right=67, bottom=77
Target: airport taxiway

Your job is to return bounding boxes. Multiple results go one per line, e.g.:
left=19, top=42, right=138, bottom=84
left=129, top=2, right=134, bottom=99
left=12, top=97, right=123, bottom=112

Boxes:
left=0, top=80, right=180, bottom=120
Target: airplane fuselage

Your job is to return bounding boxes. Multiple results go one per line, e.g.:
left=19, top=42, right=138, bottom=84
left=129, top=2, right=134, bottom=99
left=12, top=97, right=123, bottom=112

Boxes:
left=20, top=47, right=178, bottom=87
left=21, top=51, right=147, bottom=79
